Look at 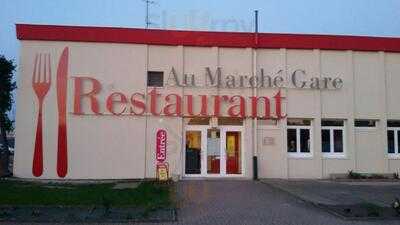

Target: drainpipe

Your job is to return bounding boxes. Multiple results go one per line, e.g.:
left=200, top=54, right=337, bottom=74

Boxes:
left=252, top=10, right=259, bottom=180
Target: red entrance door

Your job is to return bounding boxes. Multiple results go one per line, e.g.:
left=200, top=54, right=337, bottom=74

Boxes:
left=226, top=132, right=240, bottom=174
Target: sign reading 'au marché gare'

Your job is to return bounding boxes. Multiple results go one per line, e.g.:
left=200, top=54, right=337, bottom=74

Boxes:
left=167, top=67, right=344, bottom=89
left=71, top=66, right=343, bottom=119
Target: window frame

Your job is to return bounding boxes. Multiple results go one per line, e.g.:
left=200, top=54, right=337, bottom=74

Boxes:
left=387, top=127, right=400, bottom=158
left=287, top=120, right=313, bottom=158
left=321, top=121, right=346, bottom=159
left=354, top=119, right=378, bottom=129
left=147, top=71, right=164, bottom=87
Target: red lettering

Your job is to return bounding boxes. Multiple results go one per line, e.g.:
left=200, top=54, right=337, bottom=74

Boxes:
left=250, top=96, right=271, bottom=118
left=213, top=95, right=229, bottom=117
left=73, top=77, right=102, bottom=115
left=130, top=93, right=146, bottom=115
left=106, top=92, right=127, bottom=115
left=163, top=94, right=182, bottom=116
left=274, top=90, right=286, bottom=119
left=71, top=77, right=286, bottom=120
left=228, top=95, right=246, bottom=118
left=149, top=88, right=162, bottom=116
left=186, top=95, right=208, bottom=116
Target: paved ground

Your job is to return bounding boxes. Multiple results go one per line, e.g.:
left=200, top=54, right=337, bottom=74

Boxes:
left=172, top=180, right=400, bottom=225
left=1, top=180, right=400, bottom=225
left=262, top=179, right=400, bottom=207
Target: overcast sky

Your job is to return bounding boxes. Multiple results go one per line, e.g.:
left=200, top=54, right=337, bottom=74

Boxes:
left=1, top=0, right=400, bottom=118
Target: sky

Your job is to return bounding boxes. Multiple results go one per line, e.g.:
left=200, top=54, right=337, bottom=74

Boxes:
left=1, top=0, right=400, bottom=119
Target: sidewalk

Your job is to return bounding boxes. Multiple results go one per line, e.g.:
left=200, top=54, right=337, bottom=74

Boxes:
left=2, top=180, right=400, bottom=224
left=261, top=179, right=400, bottom=207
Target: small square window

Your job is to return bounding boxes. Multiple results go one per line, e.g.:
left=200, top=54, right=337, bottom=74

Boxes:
left=287, top=119, right=311, bottom=126
left=218, top=117, right=243, bottom=126
left=388, top=120, right=400, bottom=127
left=321, top=120, right=344, bottom=127
left=147, top=71, right=164, bottom=87
left=355, top=120, right=377, bottom=128
left=258, top=119, right=278, bottom=126
left=186, top=117, right=210, bottom=125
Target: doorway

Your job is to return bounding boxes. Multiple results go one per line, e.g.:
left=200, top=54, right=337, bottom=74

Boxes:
left=184, top=124, right=243, bottom=177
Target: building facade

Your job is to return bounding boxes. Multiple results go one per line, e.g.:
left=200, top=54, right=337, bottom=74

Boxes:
left=14, top=24, right=400, bottom=179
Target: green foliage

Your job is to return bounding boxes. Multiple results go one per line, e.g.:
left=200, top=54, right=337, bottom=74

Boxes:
left=369, top=174, right=385, bottom=179
left=0, top=180, right=172, bottom=209
left=348, top=170, right=366, bottom=179
left=362, top=203, right=381, bottom=217
left=0, top=117, right=13, bottom=133
left=0, top=55, right=16, bottom=132
left=348, top=170, right=390, bottom=179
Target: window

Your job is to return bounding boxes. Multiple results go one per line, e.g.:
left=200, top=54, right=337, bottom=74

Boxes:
left=355, top=119, right=377, bottom=128
left=321, top=120, right=345, bottom=158
left=147, top=71, right=164, bottom=87
left=218, top=117, right=243, bottom=126
left=387, top=121, right=400, bottom=157
left=287, top=119, right=312, bottom=157
left=257, top=119, right=278, bottom=126
left=186, top=117, right=210, bottom=125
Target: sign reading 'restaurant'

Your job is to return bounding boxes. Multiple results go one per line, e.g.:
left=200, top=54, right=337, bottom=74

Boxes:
left=45, top=47, right=344, bottom=120
left=72, top=76, right=286, bottom=119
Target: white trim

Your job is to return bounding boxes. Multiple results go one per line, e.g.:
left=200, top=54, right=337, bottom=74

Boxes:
left=183, top=124, right=245, bottom=178
left=388, top=127, right=400, bottom=158
left=388, top=154, right=400, bottom=159
left=321, top=124, right=347, bottom=158
left=288, top=152, right=313, bottom=158
left=354, top=126, right=378, bottom=131
left=182, top=125, right=207, bottom=177
left=323, top=153, right=346, bottom=159
left=354, top=119, right=379, bottom=130
left=286, top=123, right=313, bottom=158
left=220, top=126, right=245, bottom=176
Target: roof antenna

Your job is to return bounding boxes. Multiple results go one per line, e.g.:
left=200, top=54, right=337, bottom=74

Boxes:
left=143, top=0, right=156, bottom=29
left=254, top=10, right=259, bottom=46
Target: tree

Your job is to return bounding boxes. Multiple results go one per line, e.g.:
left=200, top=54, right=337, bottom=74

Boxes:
left=0, top=55, right=16, bottom=175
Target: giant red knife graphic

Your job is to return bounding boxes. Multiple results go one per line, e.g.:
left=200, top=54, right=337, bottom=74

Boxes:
left=56, top=47, right=68, bottom=178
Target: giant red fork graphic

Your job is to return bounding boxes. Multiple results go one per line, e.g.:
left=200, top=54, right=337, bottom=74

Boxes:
left=32, top=53, right=51, bottom=177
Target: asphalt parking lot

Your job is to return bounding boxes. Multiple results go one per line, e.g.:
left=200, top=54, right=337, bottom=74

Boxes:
left=1, top=180, right=400, bottom=225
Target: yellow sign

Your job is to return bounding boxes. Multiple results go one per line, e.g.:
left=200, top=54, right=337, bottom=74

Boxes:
left=157, top=163, right=169, bottom=181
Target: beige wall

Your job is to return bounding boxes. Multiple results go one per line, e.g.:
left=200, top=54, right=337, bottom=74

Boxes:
left=355, top=128, right=386, bottom=173
left=257, top=125, right=286, bottom=178
left=257, top=49, right=400, bottom=178
left=14, top=41, right=149, bottom=179
left=14, top=40, right=400, bottom=179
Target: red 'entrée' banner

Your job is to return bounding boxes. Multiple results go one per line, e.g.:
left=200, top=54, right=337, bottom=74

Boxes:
left=156, top=129, right=167, bottom=163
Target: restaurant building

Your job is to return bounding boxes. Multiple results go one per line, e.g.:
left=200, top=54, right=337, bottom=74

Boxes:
left=13, top=24, right=400, bottom=179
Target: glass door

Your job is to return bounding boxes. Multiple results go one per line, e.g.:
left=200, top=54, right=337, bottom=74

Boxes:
left=185, top=130, right=202, bottom=174
left=184, top=125, right=243, bottom=177
left=220, top=126, right=243, bottom=176
left=207, top=128, right=221, bottom=174
left=225, top=131, right=242, bottom=174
